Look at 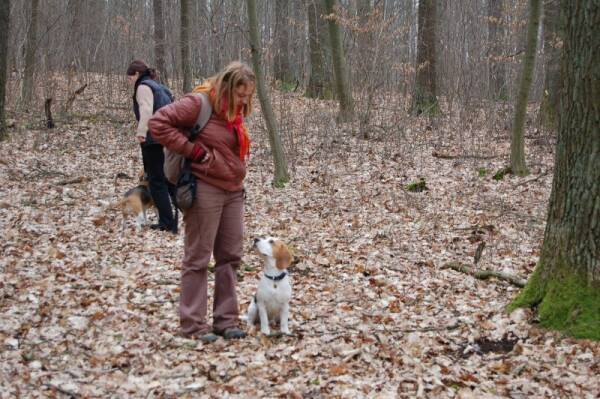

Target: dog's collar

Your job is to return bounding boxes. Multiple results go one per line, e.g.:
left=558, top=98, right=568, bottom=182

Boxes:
left=264, top=271, right=287, bottom=281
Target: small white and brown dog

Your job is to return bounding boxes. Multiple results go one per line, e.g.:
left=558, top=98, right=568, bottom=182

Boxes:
left=113, top=171, right=155, bottom=231
left=247, top=237, right=293, bottom=335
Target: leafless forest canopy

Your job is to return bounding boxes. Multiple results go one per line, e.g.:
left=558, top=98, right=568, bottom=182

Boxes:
left=5, top=0, right=548, bottom=120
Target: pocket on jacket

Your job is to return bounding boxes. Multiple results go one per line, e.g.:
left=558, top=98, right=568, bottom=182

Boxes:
left=196, top=148, right=244, bottom=182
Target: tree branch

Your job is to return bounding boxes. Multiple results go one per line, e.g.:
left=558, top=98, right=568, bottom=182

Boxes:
left=442, top=262, right=527, bottom=287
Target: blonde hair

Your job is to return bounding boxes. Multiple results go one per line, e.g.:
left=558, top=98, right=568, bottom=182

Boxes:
left=196, top=61, right=256, bottom=121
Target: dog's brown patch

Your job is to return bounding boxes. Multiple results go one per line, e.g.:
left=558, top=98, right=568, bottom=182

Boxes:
left=273, top=241, right=292, bottom=270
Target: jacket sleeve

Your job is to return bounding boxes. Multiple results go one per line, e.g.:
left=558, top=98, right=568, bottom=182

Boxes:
left=148, top=94, right=202, bottom=158
left=135, top=85, right=153, bottom=138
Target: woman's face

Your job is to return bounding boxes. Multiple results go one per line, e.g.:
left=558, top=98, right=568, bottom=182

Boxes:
left=127, top=72, right=139, bottom=85
left=233, top=82, right=255, bottom=110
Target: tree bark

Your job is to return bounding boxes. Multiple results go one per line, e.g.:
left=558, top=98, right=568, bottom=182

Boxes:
left=274, top=0, right=293, bottom=85
left=411, top=0, right=438, bottom=115
left=66, top=0, right=83, bottom=70
left=246, top=0, right=290, bottom=187
left=323, top=0, right=355, bottom=122
left=539, top=0, right=561, bottom=132
left=21, top=0, right=39, bottom=108
left=356, top=0, right=375, bottom=138
left=510, top=0, right=541, bottom=177
left=0, top=0, right=9, bottom=140
left=488, top=0, right=507, bottom=100
left=180, top=0, right=192, bottom=93
left=44, top=98, right=55, bottom=129
left=509, top=0, right=599, bottom=340
left=153, top=0, right=168, bottom=84
left=305, top=0, right=330, bottom=99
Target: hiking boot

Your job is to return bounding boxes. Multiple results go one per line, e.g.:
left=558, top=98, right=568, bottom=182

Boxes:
left=182, top=332, right=219, bottom=343
left=215, top=327, right=246, bottom=340
left=198, top=332, right=219, bottom=343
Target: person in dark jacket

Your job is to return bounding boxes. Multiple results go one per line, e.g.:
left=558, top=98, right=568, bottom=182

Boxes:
left=127, top=60, right=177, bottom=233
left=149, top=61, right=255, bottom=343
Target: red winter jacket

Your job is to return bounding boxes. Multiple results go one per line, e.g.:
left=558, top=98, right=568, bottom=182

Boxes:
left=148, top=94, right=246, bottom=192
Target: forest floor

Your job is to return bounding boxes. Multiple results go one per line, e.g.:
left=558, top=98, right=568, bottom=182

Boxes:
left=1, top=82, right=598, bottom=398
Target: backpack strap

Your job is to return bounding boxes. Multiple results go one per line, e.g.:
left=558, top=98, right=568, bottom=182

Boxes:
left=189, top=93, right=212, bottom=141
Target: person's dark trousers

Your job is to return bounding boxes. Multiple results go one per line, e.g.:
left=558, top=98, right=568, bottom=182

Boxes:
left=140, top=143, right=177, bottom=233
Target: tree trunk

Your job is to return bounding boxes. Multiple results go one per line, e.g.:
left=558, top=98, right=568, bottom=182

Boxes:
left=509, top=0, right=599, bottom=340
left=356, top=0, right=374, bottom=138
left=539, top=0, right=561, bottom=133
left=411, top=0, right=438, bottom=115
left=357, top=0, right=373, bottom=59
left=21, top=0, right=39, bottom=108
left=180, top=0, right=192, bottom=93
left=305, top=0, right=329, bottom=99
left=153, top=0, right=168, bottom=84
left=0, top=0, right=9, bottom=140
left=488, top=0, right=507, bottom=100
left=66, top=0, right=83, bottom=70
left=274, top=0, right=293, bottom=85
left=510, top=0, right=541, bottom=177
left=323, top=0, right=355, bottom=122
left=246, top=0, right=290, bottom=187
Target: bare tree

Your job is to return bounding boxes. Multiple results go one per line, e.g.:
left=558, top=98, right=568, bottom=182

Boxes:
left=509, top=0, right=599, bottom=340
left=274, top=0, right=293, bottom=85
left=21, top=0, right=39, bottom=108
left=539, top=0, right=560, bottom=132
left=66, top=0, right=83, bottom=70
left=510, top=0, right=541, bottom=176
left=305, top=0, right=329, bottom=99
left=488, top=0, right=507, bottom=100
left=0, top=0, right=9, bottom=140
left=411, top=0, right=438, bottom=115
left=180, top=0, right=192, bottom=93
left=247, top=0, right=289, bottom=187
left=323, top=0, right=354, bottom=122
left=356, top=0, right=375, bottom=138
left=153, top=0, right=168, bottom=84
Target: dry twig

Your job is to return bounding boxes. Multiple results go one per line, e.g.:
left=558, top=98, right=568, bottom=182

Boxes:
left=442, top=262, right=527, bottom=287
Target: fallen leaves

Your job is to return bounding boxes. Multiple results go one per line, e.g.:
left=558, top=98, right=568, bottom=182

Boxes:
left=0, top=88, right=598, bottom=398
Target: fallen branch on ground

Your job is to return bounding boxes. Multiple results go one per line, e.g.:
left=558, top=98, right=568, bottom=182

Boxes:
left=432, top=151, right=498, bottom=160
left=388, top=320, right=462, bottom=334
left=513, top=170, right=550, bottom=188
left=442, top=262, right=527, bottom=287
left=57, top=176, right=90, bottom=186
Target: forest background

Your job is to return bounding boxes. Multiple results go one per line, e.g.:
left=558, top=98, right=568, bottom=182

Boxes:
left=0, top=0, right=598, bottom=397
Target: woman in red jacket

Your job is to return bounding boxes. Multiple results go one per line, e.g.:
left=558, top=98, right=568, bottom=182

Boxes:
left=149, top=62, right=255, bottom=343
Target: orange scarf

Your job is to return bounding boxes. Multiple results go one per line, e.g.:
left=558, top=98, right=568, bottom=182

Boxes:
left=192, top=82, right=250, bottom=162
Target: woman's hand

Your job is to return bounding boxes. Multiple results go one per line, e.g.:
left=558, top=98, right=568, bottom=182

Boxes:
left=198, top=151, right=212, bottom=164
left=136, top=135, right=146, bottom=143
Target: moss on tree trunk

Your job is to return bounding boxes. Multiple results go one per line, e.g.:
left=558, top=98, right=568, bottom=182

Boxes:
left=509, top=260, right=600, bottom=340
left=509, top=0, right=599, bottom=341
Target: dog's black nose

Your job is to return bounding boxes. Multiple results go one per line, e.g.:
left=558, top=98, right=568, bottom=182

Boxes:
left=253, top=238, right=260, bottom=244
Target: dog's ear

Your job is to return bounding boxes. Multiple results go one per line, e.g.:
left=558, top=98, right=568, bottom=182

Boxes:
left=274, top=241, right=292, bottom=270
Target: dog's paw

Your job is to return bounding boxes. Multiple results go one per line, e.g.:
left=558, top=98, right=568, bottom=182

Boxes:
left=260, top=328, right=271, bottom=335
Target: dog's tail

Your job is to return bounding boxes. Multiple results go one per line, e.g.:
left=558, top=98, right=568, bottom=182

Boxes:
left=97, top=198, right=131, bottom=220
left=105, top=197, right=128, bottom=212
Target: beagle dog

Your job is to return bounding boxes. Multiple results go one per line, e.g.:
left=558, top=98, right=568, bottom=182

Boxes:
left=247, top=237, right=293, bottom=335
left=113, top=172, right=155, bottom=231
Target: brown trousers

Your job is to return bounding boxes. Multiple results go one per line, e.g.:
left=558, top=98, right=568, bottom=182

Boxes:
left=180, top=180, right=244, bottom=336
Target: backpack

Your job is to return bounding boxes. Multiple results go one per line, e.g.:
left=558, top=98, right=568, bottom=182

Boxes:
left=164, top=93, right=212, bottom=210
